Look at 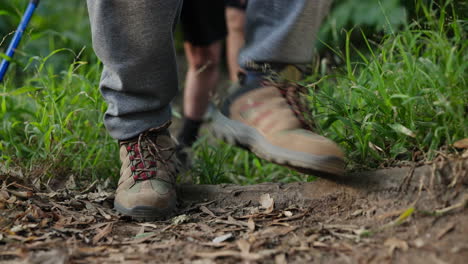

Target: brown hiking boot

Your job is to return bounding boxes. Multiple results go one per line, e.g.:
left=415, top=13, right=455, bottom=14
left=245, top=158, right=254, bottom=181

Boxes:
left=210, top=65, right=345, bottom=177
left=114, top=122, right=178, bottom=220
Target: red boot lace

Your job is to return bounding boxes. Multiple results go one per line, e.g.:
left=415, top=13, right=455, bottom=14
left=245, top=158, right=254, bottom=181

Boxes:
left=263, top=80, right=316, bottom=131
left=124, top=125, right=176, bottom=183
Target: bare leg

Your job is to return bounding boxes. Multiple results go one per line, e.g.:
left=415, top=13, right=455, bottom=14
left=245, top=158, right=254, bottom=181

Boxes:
left=183, top=41, right=222, bottom=121
left=177, top=41, right=222, bottom=147
left=225, top=7, right=246, bottom=82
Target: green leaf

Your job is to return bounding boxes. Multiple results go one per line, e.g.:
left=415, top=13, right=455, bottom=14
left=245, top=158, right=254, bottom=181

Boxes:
left=395, top=207, right=415, bottom=225
left=0, top=10, right=13, bottom=16
left=389, top=123, right=416, bottom=138
left=0, top=86, right=42, bottom=96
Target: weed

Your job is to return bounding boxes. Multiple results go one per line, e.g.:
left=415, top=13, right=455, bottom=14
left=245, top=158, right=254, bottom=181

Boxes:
left=191, top=137, right=313, bottom=185
left=309, top=1, right=467, bottom=169
left=0, top=0, right=465, bottom=185
left=0, top=48, right=119, bottom=182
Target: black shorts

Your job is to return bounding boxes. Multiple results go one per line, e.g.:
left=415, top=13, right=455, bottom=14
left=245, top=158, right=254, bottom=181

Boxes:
left=180, top=0, right=247, bottom=46
left=225, top=0, right=248, bottom=10
left=180, top=0, right=227, bottom=46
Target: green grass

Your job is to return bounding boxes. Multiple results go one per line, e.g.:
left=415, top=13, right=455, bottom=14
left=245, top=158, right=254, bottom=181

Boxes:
left=0, top=49, right=118, bottom=181
left=191, top=137, right=311, bottom=185
left=307, top=1, right=467, bottom=169
left=0, top=0, right=466, bottom=185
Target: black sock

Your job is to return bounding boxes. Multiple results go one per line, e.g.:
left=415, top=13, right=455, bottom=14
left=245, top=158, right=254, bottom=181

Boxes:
left=177, top=118, right=203, bottom=147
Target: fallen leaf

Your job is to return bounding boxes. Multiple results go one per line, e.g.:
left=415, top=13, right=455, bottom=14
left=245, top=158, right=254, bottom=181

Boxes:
left=27, top=249, right=69, bottom=264
left=74, top=247, right=107, bottom=257
left=85, top=222, right=113, bottom=231
left=384, top=237, right=408, bottom=256
left=125, top=232, right=158, bottom=244
left=436, top=222, right=455, bottom=240
left=199, top=241, right=231, bottom=248
left=412, top=238, right=425, bottom=248
left=97, top=207, right=112, bottom=220
left=194, top=250, right=240, bottom=259
left=236, top=239, right=250, bottom=254
left=212, top=233, right=233, bottom=243
left=312, top=241, right=329, bottom=248
left=453, top=138, right=468, bottom=149
left=172, top=214, right=190, bottom=225
left=257, top=226, right=297, bottom=239
left=0, top=248, right=27, bottom=258
left=80, top=180, right=98, bottom=193
left=259, top=193, right=274, bottom=214
left=284, top=211, right=293, bottom=217
left=382, top=207, right=415, bottom=229
left=137, top=223, right=159, bottom=229
left=136, top=225, right=145, bottom=237
left=134, top=232, right=156, bottom=240
left=351, top=209, right=363, bottom=217
left=275, top=254, right=287, bottom=264
left=0, top=190, right=9, bottom=200
left=247, top=218, right=255, bottom=232
left=215, top=216, right=250, bottom=228
left=65, top=175, right=77, bottom=190
left=192, top=260, right=216, bottom=264
left=194, top=250, right=272, bottom=261
left=200, top=206, right=216, bottom=218
left=6, top=189, right=33, bottom=199
left=92, top=222, right=113, bottom=244
left=368, top=141, right=384, bottom=152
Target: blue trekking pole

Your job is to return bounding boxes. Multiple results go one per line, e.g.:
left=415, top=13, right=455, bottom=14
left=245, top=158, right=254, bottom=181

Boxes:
left=0, top=0, right=40, bottom=83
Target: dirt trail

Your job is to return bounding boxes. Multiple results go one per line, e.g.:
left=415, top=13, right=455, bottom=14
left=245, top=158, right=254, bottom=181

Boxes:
left=0, top=155, right=467, bottom=263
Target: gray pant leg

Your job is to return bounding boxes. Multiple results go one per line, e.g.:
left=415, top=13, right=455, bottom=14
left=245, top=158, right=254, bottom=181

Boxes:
left=87, top=0, right=182, bottom=140
left=239, top=0, right=332, bottom=67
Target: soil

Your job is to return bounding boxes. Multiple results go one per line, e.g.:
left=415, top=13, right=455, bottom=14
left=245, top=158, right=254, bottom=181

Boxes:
left=0, top=154, right=467, bottom=264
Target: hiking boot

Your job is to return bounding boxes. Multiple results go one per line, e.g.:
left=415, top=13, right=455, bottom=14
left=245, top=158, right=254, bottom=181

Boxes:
left=114, top=122, right=178, bottom=220
left=210, top=65, right=345, bottom=177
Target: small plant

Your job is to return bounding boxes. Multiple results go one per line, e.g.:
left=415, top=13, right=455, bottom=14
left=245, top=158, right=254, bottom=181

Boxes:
left=1, top=0, right=465, bottom=185
left=191, top=137, right=313, bottom=185
left=191, top=137, right=232, bottom=184
left=0, top=48, right=119, bottom=182
left=309, top=0, right=467, bottom=169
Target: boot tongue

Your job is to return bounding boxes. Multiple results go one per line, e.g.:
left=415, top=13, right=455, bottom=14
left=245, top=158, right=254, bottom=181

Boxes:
left=244, top=71, right=266, bottom=87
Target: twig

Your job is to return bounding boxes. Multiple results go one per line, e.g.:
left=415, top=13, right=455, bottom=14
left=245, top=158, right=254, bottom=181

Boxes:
left=433, top=194, right=468, bottom=215
left=80, top=180, right=98, bottom=194
left=398, top=164, right=416, bottom=193
left=6, top=182, right=33, bottom=191
left=448, top=159, right=464, bottom=188
left=5, top=189, right=33, bottom=199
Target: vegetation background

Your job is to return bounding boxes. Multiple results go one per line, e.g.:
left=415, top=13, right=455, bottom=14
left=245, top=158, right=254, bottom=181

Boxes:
left=0, top=0, right=466, bottom=185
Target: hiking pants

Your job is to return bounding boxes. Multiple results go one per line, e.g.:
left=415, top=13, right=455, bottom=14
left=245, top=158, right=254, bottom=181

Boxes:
left=86, top=0, right=331, bottom=140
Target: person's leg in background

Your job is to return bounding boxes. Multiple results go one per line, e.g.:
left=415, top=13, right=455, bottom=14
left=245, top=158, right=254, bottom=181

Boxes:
left=177, top=0, right=227, bottom=148
left=211, top=0, right=347, bottom=177
left=86, top=0, right=182, bottom=219
left=225, top=0, right=247, bottom=82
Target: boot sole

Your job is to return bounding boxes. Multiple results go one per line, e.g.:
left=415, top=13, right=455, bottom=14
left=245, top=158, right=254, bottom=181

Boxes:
left=114, top=200, right=176, bottom=221
left=209, top=106, right=345, bottom=177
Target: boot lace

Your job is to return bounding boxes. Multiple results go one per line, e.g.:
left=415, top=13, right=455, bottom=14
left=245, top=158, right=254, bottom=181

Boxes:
left=264, top=80, right=316, bottom=130
left=124, top=123, right=177, bottom=183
